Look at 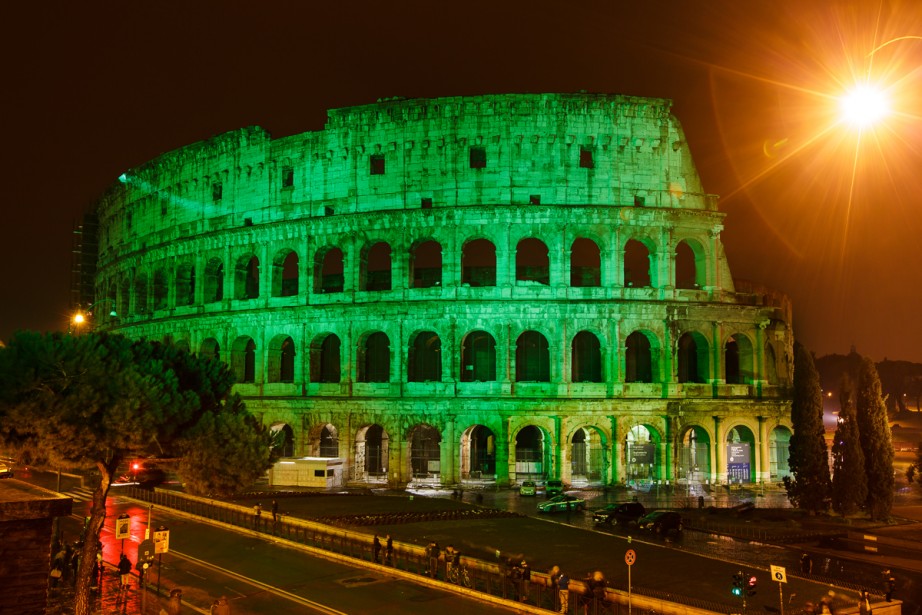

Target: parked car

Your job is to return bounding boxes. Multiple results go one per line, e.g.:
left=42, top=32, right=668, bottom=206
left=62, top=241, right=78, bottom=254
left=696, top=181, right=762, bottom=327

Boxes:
left=592, top=502, right=646, bottom=526
left=113, top=462, right=166, bottom=489
left=537, top=494, right=585, bottom=513
left=637, top=510, right=684, bottom=535
left=545, top=479, right=564, bottom=497
left=519, top=480, right=537, bottom=496
left=0, top=462, right=13, bottom=479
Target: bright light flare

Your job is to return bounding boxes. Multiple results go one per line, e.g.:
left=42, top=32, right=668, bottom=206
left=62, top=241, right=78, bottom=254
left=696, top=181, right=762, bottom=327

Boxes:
left=839, top=84, right=890, bottom=128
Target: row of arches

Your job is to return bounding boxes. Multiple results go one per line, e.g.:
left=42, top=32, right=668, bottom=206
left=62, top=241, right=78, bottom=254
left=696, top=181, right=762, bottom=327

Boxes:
left=203, top=327, right=780, bottom=386
left=277, top=419, right=792, bottom=485
left=102, top=235, right=711, bottom=317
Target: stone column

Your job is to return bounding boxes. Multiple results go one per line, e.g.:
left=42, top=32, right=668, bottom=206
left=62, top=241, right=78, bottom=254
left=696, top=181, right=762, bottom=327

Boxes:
left=713, top=416, right=725, bottom=484
left=757, top=416, right=771, bottom=484
left=495, top=419, right=510, bottom=487
left=441, top=416, right=457, bottom=485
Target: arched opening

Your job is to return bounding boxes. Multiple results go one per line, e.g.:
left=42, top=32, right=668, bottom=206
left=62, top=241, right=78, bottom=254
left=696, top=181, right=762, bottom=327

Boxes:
left=514, top=426, right=547, bottom=480
left=152, top=269, right=168, bottom=310
left=461, top=425, right=496, bottom=480
left=200, top=338, right=220, bottom=363
left=625, top=331, right=655, bottom=383
left=516, top=331, right=550, bottom=382
left=570, top=238, right=601, bottom=287
left=624, top=239, right=652, bottom=287
left=725, top=334, right=755, bottom=384
left=314, top=247, right=344, bottom=294
left=267, top=335, right=295, bottom=383
left=308, top=423, right=340, bottom=457
left=355, top=424, right=389, bottom=481
left=770, top=426, right=792, bottom=480
left=461, top=238, right=496, bottom=287
left=571, top=331, right=602, bottom=382
left=270, top=423, right=295, bottom=458
left=310, top=334, right=341, bottom=383
left=175, top=262, right=195, bottom=306
left=204, top=258, right=224, bottom=303
left=570, top=427, right=605, bottom=484
left=625, top=425, right=660, bottom=486
left=727, top=425, right=757, bottom=483
left=362, top=242, right=392, bottom=291
left=273, top=249, right=299, bottom=297
left=409, top=424, right=442, bottom=480
left=460, top=330, right=496, bottom=382
left=516, top=238, right=549, bottom=285
left=133, top=274, right=149, bottom=315
left=675, top=240, right=702, bottom=289
left=232, top=336, right=257, bottom=383
left=677, top=332, right=709, bottom=384
left=411, top=240, right=442, bottom=288
left=358, top=332, right=390, bottom=383
left=235, top=255, right=260, bottom=300
left=408, top=331, right=441, bottom=382
left=764, top=343, right=779, bottom=385
left=678, top=425, right=711, bottom=485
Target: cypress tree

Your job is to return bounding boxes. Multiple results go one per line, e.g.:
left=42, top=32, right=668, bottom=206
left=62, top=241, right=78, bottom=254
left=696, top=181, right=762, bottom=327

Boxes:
left=831, top=373, right=867, bottom=515
left=784, top=342, right=831, bottom=512
left=856, top=356, right=895, bottom=520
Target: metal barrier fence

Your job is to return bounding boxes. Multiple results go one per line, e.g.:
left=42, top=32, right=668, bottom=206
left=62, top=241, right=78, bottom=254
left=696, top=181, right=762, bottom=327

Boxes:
left=125, top=487, right=730, bottom=614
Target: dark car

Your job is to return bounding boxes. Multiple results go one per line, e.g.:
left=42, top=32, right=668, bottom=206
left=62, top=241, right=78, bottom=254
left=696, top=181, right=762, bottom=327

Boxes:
left=114, top=462, right=166, bottom=489
left=545, top=480, right=564, bottom=497
left=637, top=510, right=683, bottom=535
left=0, top=461, right=13, bottom=479
left=592, top=502, right=646, bottom=526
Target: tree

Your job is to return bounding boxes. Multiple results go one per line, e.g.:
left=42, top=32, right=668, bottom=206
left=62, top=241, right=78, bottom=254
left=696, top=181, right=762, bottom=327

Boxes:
left=783, top=342, right=831, bottom=513
left=831, top=373, right=867, bottom=515
left=855, top=356, right=895, bottom=520
left=0, top=331, right=274, bottom=615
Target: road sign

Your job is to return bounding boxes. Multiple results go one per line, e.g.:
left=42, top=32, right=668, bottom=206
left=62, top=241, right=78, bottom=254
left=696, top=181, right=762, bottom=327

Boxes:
left=625, top=549, right=636, bottom=566
left=115, top=514, right=131, bottom=540
left=153, top=526, right=170, bottom=554
left=770, top=565, right=787, bottom=583
left=138, top=539, right=156, bottom=564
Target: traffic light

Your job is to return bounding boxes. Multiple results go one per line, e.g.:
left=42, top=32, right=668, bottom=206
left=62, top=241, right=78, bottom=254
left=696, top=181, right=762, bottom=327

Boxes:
left=732, top=573, right=744, bottom=596
left=747, top=574, right=758, bottom=596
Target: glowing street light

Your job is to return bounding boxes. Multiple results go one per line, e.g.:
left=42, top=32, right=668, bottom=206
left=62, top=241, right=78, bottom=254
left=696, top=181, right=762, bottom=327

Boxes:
left=71, top=299, right=117, bottom=333
left=839, top=84, right=890, bottom=129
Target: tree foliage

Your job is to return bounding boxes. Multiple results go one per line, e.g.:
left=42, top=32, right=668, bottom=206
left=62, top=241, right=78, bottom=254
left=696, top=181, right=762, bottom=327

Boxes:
left=831, top=373, right=867, bottom=515
left=783, top=342, right=831, bottom=512
left=855, top=356, right=895, bottom=520
left=0, top=331, right=273, bottom=615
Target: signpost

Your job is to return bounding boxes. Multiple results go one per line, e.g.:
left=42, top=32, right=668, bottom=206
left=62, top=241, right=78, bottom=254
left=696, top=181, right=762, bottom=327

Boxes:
left=771, top=565, right=787, bottom=615
left=625, top=548, right=636, bottom=615
left=153, top=526, right=170, bottom=594
left=115, top=514, right=131, bottom=555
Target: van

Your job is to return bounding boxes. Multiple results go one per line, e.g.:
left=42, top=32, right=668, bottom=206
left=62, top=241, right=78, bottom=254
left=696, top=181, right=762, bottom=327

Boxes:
left=545, top=479, right=564, bottom=497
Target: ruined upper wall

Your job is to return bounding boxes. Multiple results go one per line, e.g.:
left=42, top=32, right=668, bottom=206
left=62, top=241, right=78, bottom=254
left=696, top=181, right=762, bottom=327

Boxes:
left=95, top=93, right=716, bottom=256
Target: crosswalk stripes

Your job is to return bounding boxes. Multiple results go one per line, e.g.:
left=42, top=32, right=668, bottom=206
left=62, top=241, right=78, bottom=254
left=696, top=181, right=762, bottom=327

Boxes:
left=61, top=487, right=95, bottom=502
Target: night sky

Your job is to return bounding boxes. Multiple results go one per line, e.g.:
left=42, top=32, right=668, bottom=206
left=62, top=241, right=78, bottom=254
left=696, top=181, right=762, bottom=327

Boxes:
left=3, top=1, right=921, bottom=362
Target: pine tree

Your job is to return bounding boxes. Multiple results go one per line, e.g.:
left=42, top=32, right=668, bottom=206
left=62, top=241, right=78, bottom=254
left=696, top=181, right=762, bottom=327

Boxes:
left=783, top=342, right=831, bottom=512
left=831, top=373, right=867, bottom=515
left=856, top=356, right=895, bottom=520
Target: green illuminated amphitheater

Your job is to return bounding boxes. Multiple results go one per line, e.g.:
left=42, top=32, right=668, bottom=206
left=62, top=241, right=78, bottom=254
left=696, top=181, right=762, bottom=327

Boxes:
left=93, top=92, right=794, bottom=491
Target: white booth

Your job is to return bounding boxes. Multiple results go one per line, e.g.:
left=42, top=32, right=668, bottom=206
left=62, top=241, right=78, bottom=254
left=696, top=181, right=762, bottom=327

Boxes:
left=268, top=457, right=344, bottom=488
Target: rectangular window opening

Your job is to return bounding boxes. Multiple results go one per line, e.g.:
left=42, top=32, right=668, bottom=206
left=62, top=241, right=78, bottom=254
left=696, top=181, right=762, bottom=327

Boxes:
left=421, top=198, right=433, bottom=209
left=634, top=195, right=645, bottom=207
left=529, top=195, right=541, bottom=205
left=314, top=469, right=325, bottom=477
left=324, top=206, right=335, bottom=216
left=212, top=182, right=223, bottom=202
left=282, top=167, right=294, bottom=188
left=579, top=147, right=594, bottom=169
left=370, top=155, right=385, bottom=175
left=469, top=147, right=487, bottom=169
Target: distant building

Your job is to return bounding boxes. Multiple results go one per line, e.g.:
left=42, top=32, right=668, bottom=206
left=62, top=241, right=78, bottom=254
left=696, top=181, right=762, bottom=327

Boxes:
left=90, top=93, right=793, bottom=489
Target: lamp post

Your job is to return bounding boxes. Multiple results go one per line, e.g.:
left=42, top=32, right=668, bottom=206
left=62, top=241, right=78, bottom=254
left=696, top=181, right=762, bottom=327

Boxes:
left=70, top=298, right=118, bottom=333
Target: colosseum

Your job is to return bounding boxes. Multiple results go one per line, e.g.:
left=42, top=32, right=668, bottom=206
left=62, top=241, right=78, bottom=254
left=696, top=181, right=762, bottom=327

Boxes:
left=90, top=92, right=794, bottom=492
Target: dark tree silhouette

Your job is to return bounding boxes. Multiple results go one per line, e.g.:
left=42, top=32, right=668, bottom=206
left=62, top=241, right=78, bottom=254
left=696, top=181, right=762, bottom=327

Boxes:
left=831, top=373, right=867, bottom=515
left=855, top=356, right=895, bottom=520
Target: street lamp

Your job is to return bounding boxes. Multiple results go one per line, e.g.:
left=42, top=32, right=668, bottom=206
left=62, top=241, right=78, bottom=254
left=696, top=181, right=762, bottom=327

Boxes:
left=71, top=299, right=118, bottom=333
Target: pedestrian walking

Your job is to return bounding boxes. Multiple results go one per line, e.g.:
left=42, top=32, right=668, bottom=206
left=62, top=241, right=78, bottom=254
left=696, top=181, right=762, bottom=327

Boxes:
left=558, top=572, right=570, bottom=614
left=858, top=591, right=871, bottom=615
left=211, top=595, right=231, bottom=615
left=801, top=553, right=813, bottom=575
left=68, top=544, right=80, bottom=585
left=385, top=534, right=394, bottom=566
left=271, top=500, right=279, bottom=522
left=373, top=535, right=382, bottom=563
left=426, top=541, right=440, bottom=578
left=118, top=553, right=133, bottom=591
left=884, top=571, right=895, bottom=602
left=253, top=502, right=262, bottom=530
left=519, top=559, right=531, bottom=602
left=585, top=570, right=606, bottom=613
left=445, top=544, right=457, bottom=580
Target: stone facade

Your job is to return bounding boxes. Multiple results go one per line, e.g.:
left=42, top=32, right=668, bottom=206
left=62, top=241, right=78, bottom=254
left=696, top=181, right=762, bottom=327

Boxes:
left=92, top=93, right=794, bottom=489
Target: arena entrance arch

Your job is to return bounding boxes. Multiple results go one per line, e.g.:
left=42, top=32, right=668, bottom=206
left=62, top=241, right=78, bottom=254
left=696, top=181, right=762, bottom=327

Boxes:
left=570, top=426, right=606, bottom=486
left=726, top=425, right=757, bottom=483
left=769, top=426, right=792, bottom=480
left=270, top=423, right=295, bottom=458
left=354, top=424, right=389, bottom=483
left=514, top=425, right=549, bottom=481
left=307, top=423, right=340, bottom=458
left=625, top=425, right=661, bottom=488
left=677, top=425, right=711, bottom=486
left=461, top=425, right=496, bottom=481
left=409, top=424, right=442, bottom=484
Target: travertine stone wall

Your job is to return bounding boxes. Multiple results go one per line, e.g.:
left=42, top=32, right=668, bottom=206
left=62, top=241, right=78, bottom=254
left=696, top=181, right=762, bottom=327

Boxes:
left=93, top=93, right=794, bottom=489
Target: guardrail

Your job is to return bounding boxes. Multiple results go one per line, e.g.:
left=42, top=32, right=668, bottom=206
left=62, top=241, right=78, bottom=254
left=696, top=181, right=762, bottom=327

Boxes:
left=124, top=486, right=733, bottom=615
